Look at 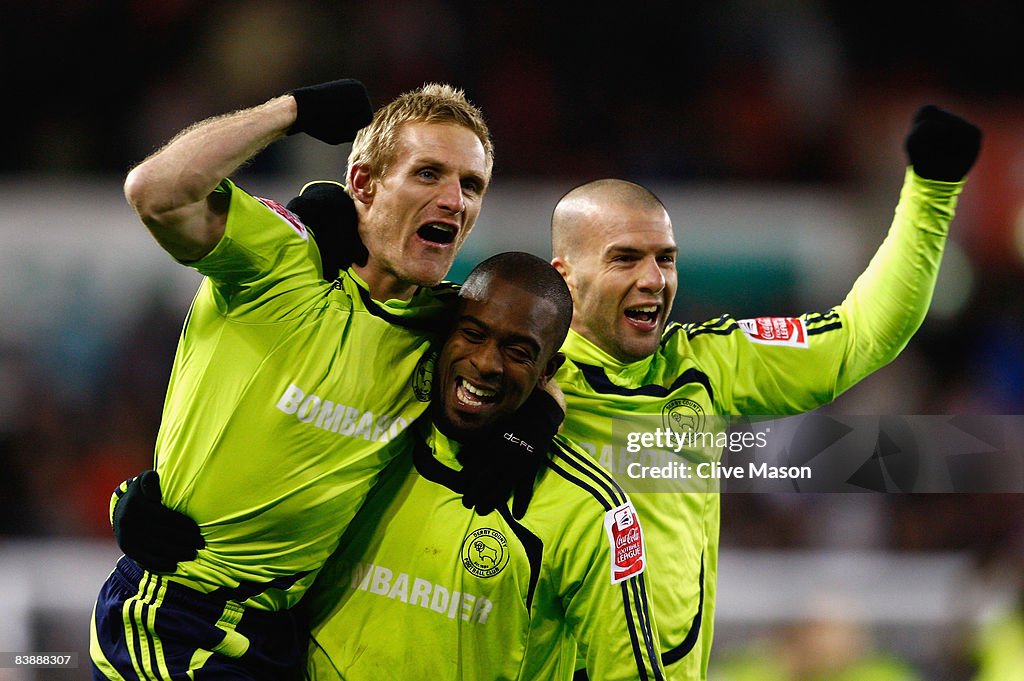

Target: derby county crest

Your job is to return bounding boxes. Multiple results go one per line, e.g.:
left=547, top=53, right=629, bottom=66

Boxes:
left=412, top=351, right=437, bottom=402
left=662, top=397, right=705, bottom=437
left=461, top=528, right=509, bottom=578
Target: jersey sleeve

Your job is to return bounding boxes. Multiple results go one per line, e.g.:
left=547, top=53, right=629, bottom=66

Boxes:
left=833, top=168, right=963, bottom=389
left=187, top=179, right=325, bottom=319
left=561, top=496, right=664, bottom=680
left=689, top=168, right=964, bottom=415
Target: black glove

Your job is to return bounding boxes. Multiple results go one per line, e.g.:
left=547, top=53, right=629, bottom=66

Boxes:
left=112, top=470, right=204, bottom=573
left=286, top=181, right=367, bottom=277
left=288, top=79, right=373, bottom=145
left=905, top=104, right=982, bottom=182
left=457, top=390, right=565, bottom=520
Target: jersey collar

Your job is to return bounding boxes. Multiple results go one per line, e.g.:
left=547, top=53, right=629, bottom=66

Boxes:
left=560, top=328, right=657, bottom=384
left=339, top=267, right=454, bottom=333
left=410, top=421, right=464, bottom=494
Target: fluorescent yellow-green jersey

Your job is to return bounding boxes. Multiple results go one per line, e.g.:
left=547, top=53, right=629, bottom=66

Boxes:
left=304, top=425, right=664, bottom=681
left=150, top=180, right=454, bottom=611
left=557, top=169, right=965, bottom=679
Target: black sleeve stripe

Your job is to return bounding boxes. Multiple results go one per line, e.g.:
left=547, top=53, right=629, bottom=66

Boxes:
left=630, top=574, right=665, bottom=680
left=498, top=506, right=544, bottom=612
left=804, top=307, right=843, bottom=332
left=685, top=321, right=741, bottom=341
left=551, top=442, right=663, bottom=678
left=553, top=440, right=627, bottom=503
left=806, top=321, right=843, bottom=336
left=546, top=457, right=618, bottom=512
left=549, top=441, right=626, bottom=510
left=700, top=314, right=733, bottom=330
left=803, top=308, right=840, bottom=325
left=573, top=361, right=715, bottom=403
left=620, top=578, right=668, bottom=680
left=686, top=311, right=845, bottom=341
left=619, top=581, right=649, bottom=681
left=660, top=322, right=684, bottom=346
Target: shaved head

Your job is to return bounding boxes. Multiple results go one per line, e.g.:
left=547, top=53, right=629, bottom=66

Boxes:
left=551, top=179, right=667, bottom=259
left=549, top=178, right=678, bottom=364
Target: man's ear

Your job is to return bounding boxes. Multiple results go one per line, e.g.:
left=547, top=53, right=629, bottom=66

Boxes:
left=550, top=256, right=569, bottom=279
left=348, top=163, right=375, bottom=205
left=538, top=351, right=566, bottom=388
left=550, top=257, right=574, bottom=292
left=536, top=360, right=567, bottom=414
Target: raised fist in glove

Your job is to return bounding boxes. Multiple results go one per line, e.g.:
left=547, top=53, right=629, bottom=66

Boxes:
left=905, top=104, right=982, bottom=182
left=287, top=181, right=367, bottom=278
left=457, top=389, right=565, bottom=520
left=288, top=79, right=374, bottom=145
left=111, top=470, right=204, bottom=573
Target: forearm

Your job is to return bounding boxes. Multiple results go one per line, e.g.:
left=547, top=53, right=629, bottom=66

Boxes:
left=125, top=95, right=298, bottom=260
left=837, top=168, right=964, bottom=382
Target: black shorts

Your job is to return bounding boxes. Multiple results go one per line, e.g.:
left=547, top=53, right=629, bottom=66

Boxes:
left=90, top=557, right=305, bottom=680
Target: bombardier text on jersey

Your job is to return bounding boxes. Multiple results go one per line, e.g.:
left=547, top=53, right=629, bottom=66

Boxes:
left=347, top=561, right=494, bottom=624
left=276, top=383, right=410, bottom=442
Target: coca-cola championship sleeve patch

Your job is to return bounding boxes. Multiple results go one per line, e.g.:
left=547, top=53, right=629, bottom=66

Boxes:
left=738, top=316, right=808, bottom=348
left=604, top=501, right=646, bottom=585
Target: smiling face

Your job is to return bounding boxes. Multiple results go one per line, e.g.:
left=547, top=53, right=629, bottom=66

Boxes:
left=553, top=198, right=677, bottom=364
left=349, top=121, right=490, bottom=301
left=433, top=278, right=563, bottom=441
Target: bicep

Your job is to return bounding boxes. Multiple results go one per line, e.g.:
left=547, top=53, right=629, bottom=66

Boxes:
left=140, top=192, right=228, bottom=262
left=125, top=164, right=229, bottom=262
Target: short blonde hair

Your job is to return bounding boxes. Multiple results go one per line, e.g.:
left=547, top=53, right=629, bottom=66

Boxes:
left=346, top=83, right=493, bottom=192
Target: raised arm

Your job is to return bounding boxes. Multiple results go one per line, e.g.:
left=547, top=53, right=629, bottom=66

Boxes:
left=124, top=97, right=295, bottom=261
left=708, top=105, right=982, bottom=415
left=124, top=79, right=373, bottom=262
left=833, top=105, right=982, bottom=389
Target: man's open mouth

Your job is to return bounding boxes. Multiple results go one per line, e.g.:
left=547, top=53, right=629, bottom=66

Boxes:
left=455, top=377, right=498, bottom=407
left=417, top=222, right=457, bottom=245
left=624, top=305, right=660, bottom=325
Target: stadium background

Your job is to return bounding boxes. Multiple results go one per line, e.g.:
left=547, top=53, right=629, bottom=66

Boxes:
left=1, top=1, right=1023, bottom=679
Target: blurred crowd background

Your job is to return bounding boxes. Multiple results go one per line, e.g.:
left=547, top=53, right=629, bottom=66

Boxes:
left=1, top=1, right=1023, bottom=679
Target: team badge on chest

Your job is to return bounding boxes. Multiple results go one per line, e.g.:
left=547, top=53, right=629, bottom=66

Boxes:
left=662, top=397, right=705, bottom=436
left=462, top=527, right=509, bottom=578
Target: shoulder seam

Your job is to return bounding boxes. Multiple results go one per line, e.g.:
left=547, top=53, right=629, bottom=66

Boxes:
left=685, top=314, right=740, bottom=341
left=571, top=360, right=715, bottom=403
